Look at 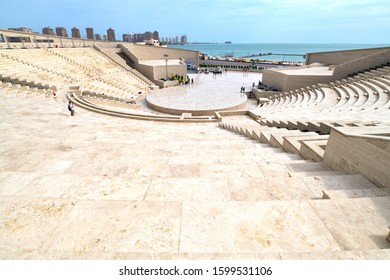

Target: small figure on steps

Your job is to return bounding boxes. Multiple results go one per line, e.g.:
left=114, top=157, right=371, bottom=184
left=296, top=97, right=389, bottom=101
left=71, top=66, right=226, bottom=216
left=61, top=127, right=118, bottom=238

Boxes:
left=68, top=101, right=75, bottom=116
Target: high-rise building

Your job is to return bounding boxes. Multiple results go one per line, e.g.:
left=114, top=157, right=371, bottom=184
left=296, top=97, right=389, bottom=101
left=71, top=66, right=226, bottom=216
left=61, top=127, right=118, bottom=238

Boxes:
left=144, top=31, right=152, bottom=40
left=152, top=31, right=160, bottom=41
left=71, top=27, right=81, bottom=38
left=122, top=33, right=133, bottom=42
left=95, top=34, right=101, bottom=41
left=129, top=31, right=161, bottom=43
left=107, top=28, right=116, bottom=41
left=86, top=27, right=95, bottom=40
left=180, top=35, right=188, bottom=44
left=103, top=34, right=108, bottom=41
left=133, top=33, right=143, bottom=42
left=42, top=27, right=55, bottom=36
left=55, top=27, right=68, bottom=37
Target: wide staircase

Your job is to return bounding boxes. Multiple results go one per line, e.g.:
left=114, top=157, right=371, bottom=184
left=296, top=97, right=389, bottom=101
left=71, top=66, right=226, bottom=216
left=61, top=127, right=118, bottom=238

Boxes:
left=215, top=115, right=390, bottom=258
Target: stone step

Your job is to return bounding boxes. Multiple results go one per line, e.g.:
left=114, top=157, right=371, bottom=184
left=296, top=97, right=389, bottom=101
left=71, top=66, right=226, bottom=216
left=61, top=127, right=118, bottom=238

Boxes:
left=269, top=131, right=318, bottom=149
left=263, top=154, right=304, bottom=163
left=303, top=174, right=380, bottom=198
left=299, top=139, right=328, bottom=162
left=322, top=187, right=390, bottom=199
left=288, top=170, right=346, bottom=178
left=280, top=248, right=390, bottom=260
left=283, top=134, right=329, bottom=154
left=285, top=161, right=333, bottom=173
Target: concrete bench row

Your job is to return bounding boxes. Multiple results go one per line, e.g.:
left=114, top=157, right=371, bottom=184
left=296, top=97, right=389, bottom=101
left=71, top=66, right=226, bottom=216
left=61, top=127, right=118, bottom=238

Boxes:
left=254, top=67, right=390, bottom=123
left=0, top=48, right=155, bottom=102
left=0, top=80, right=55, bottom=97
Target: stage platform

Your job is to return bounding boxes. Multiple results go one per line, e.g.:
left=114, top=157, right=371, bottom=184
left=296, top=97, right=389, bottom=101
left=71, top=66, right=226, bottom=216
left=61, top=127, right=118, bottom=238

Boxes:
left=146, top=72, right=261, bottom=116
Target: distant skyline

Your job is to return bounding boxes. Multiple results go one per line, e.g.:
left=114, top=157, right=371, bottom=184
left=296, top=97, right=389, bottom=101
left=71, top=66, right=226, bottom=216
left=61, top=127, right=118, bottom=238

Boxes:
left=2, top=0, right=390, bottom=44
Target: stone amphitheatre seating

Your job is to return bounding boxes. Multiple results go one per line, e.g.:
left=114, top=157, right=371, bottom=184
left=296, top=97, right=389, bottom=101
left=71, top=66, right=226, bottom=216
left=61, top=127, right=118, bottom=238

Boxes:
left=47, top=48, right=155, bottom=89
left=0, top=51, right=71, bottom=90
left=0, top=47, right=156, bottom=102
left=216, top=62, right=390, bottom=192
left=254, top=64, right=390, bottom=126
left=0, top=45, right=389, bottom=260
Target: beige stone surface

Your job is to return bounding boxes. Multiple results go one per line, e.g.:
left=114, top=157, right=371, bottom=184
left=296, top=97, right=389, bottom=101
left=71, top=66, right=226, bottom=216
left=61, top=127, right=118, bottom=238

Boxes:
left=0, top=89, right=389, bottom=260
left=309, top=197, right=390, bottom=250
left=43, top=200, right=182, bottom=254
left=180, top=201, right=341, bottom=254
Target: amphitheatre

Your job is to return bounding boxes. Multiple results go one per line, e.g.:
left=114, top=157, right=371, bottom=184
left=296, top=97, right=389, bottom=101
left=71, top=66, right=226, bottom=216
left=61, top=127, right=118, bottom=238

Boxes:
left=0, top=29, right=390, bottom=260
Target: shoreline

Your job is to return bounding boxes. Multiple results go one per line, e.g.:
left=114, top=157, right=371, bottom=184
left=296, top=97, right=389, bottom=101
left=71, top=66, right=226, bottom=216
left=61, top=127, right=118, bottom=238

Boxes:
left=198, top=58, right=303, bottom=71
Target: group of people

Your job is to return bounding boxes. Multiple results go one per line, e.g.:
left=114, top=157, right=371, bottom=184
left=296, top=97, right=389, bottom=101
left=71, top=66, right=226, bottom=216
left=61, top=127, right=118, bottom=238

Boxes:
left=171, top=74, right=194, bottom=85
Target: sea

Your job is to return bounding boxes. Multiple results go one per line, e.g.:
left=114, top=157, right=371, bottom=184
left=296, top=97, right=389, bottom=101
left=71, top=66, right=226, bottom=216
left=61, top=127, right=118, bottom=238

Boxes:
left=168, top=43, right=389, bottom=62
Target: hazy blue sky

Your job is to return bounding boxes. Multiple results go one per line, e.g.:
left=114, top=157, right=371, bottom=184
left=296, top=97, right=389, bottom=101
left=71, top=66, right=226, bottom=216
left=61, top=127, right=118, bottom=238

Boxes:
left=2, top=0, right=389, bottom=43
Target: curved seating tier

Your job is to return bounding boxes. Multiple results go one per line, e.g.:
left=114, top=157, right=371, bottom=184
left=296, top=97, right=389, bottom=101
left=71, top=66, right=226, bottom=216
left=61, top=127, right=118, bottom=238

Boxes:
left=0, top=47, right=156, bottom=102
left=254, top=65, right=390, bottom=124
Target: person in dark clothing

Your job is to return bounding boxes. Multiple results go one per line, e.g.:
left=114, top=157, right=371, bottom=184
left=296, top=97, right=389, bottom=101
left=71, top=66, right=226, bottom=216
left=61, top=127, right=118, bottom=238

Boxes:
left=68, top=101, right=75, bottom=116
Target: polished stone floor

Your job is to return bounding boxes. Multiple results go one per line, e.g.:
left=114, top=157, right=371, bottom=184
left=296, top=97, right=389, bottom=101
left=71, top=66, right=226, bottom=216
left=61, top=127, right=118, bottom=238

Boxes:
left=146, top=72, right=259, bottom=115
left=0, top=89, right=389, bottom=260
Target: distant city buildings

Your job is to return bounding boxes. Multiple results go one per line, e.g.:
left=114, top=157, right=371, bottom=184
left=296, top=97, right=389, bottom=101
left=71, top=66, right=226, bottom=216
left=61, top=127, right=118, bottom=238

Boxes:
left=123, top=31, right=160, bottom=43
left=6, top=26, right=187, bottom=44
left=160, top=34, right=188, bottom=44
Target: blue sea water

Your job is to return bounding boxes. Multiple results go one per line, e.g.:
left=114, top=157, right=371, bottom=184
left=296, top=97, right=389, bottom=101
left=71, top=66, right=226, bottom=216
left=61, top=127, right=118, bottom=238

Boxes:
left=169, top=43, right=389, bottom=62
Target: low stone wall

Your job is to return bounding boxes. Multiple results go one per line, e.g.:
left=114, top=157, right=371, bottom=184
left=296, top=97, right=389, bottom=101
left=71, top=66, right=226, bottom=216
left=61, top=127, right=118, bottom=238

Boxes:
left=121, top=43, right=199, bottom=65
left=306, top=47, right=390, bottom=65
left=323, top=127, right=390, bottom=188
left=0, top=28, right=95, bottom=49
left=262, top=69, right=334, bottom=92
left=154, top=80, right=179, bottom=88
left=252, top=88, right=282, bottom=99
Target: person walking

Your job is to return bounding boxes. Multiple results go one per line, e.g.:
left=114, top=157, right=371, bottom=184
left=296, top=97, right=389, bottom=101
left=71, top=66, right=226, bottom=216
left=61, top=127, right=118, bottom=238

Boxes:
left=68, top=101, right=75, bottom=116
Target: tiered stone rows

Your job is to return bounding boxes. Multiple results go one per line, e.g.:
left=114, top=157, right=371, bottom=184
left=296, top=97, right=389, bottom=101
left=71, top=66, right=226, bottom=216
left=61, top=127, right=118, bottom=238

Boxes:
left=0, top=48, right=155, bottom=101
left=0, top=51, right=72, bottom=89
left=255, top=65, right=390, bottom=125
left=48, top=48, right=154, bottom=99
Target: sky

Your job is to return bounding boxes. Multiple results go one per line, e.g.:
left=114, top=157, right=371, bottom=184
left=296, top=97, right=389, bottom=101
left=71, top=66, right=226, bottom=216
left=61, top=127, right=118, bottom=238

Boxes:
left=1, top=0, right=389, bottom=44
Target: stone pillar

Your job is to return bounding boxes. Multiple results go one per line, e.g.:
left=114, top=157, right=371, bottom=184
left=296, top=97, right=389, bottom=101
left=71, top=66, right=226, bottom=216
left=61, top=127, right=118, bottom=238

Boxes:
left=5, top=35, right=10, bottom=49
left=34, top=36, right=39, bottom=48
